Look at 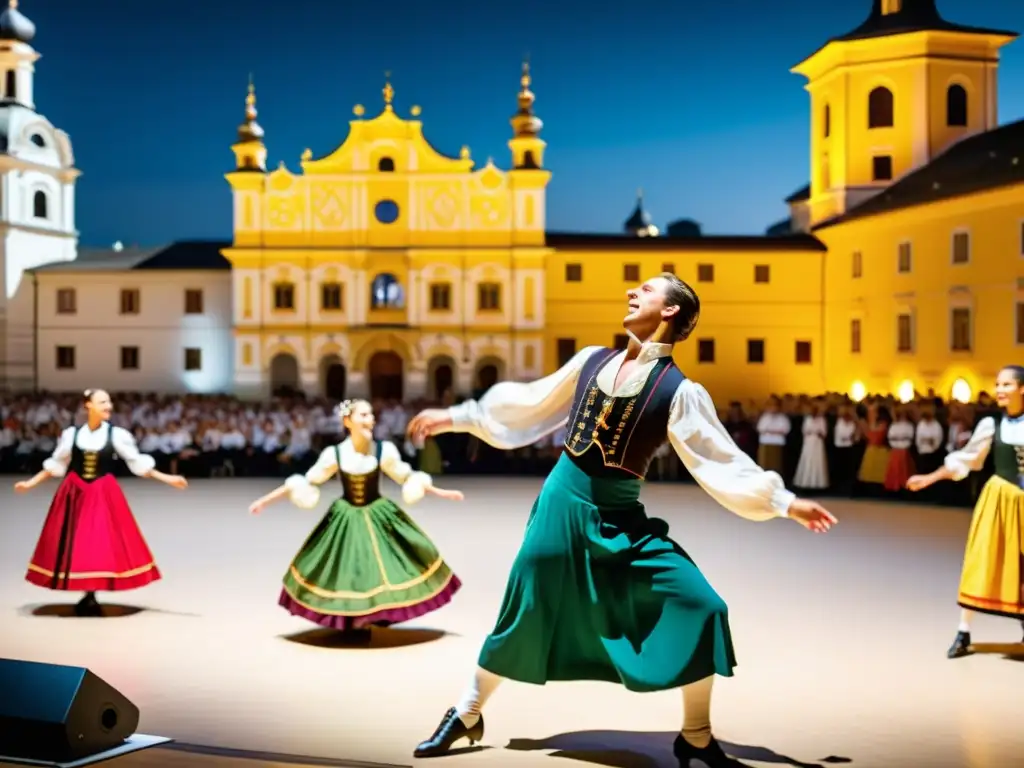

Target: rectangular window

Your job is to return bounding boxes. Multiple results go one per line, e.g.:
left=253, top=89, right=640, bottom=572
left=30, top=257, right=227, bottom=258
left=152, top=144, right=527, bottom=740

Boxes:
left=1017, top=302, right=1024, bottom=345
left=952, top=231, right=970, bottom=264
left=273, top=282, right=295, bottom=310
left=951, top=307, right=972, bottom=351
left=851, top=318, right=862, bottom=353
left=565, top=264, right=582, bottom=282
left=184, top=288, right=204, bottom=314
left=897, top=242, right=911, bottom=273
left=897, top=313, right=913, bottom=352
left=429, top=282, right=451, bottom=311
left=55, top=345, right=75, bottom=370
left=613, top=333, right=630, bottom=350
left=623, top=264, right=640, bottom=282
left=184, top=347, right=202, bottom=371
left=754, top=265, right=770, bottom=283
left=556, top=338, right=577, bottom=366
left=1019, top=221, right=1024, bottom=257
left=477, top=282, right=501, bottom=311
left=661, top=262, right=675, bottom=275
left=747, top=339, right=765, bottom=364
left=697, top=264, right=714, bottom=282
left=56, top=288, right=76, bottom=314
left=795, top=340, right=812, bottom=364
left=872, top=155, right=893, bottom=181
left=697, top=339, right=715, bottom=363
left=851, top=251, right=862, bottom=279
left=320, top=282, right=343, bottom=311
left=120, top=288, right=140, bottom=315
left=120, top=346, right=139, bottom=370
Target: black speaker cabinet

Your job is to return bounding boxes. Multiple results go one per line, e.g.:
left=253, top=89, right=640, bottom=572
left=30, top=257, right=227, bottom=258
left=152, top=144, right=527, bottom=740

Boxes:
left=0, top=658, right=140, bottom=761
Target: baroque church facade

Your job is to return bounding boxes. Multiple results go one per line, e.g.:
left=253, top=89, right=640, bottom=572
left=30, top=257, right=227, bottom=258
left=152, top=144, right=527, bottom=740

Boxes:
left=4, top=0, right=1024, bottom=404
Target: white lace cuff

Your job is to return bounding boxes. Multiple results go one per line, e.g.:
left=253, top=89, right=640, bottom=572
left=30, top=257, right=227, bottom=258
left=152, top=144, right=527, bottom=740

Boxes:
left=401, top=471, right=433, bottom=505
left=285, top=474, right=320, bottom=510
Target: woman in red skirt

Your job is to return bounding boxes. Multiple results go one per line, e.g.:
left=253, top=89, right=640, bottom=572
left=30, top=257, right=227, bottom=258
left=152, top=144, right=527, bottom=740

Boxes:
left=13, top=389, right=188, bottom=616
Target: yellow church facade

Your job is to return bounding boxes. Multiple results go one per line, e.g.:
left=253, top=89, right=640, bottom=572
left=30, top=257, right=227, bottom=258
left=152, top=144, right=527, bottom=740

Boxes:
left=222, top=0, right=1024, bottom=406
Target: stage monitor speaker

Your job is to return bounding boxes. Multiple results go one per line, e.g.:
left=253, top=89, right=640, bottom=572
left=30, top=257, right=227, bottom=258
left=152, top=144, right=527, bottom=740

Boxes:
left=0, top=658, right=140, bottom=762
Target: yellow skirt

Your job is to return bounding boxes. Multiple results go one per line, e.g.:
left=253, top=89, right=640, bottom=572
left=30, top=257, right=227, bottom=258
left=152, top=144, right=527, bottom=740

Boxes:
left=857, top=445, right=890, bottom=484
left=958, top=475, right=1024, bottom=618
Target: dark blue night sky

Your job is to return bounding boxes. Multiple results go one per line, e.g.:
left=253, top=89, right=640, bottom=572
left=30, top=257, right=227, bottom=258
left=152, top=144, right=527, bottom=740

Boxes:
left=28, top=0, right=1024, bottom=246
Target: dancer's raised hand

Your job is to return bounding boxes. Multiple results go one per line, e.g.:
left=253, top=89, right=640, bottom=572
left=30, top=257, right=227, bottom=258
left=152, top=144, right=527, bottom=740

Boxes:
left=787, top=498, right=837, bottom=533
left=426, top=486, right=464, bottom=501
left=249, top=499, right=267, bottom=515
left=13, top=480, right=32, bottom=493
left=407, top=409, right=452, bottom=443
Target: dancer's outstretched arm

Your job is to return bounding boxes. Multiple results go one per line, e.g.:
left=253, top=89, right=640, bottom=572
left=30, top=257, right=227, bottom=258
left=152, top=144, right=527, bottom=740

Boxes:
left=407, top=346, right=602, bottom=450
left=111, top=426, right=187, bottom=489
left=249, top=445, right=338, bottom=514
left=907, top=417, right=994, bottom=491
left=668, top=380, right=836, bottom=532
left=12, top=425, right=74, bottom=492
left=378, top=440, right=464, bottom=504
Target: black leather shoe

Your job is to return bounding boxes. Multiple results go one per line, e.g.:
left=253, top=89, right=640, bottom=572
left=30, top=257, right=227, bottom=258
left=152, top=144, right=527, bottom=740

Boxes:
left=673, top=734, right=748, bottom=767
left=413, top=707, right=484, bottom=758
left=947, top=631, right=972, bottom=659
left=74, top=593, right=102, bottom=617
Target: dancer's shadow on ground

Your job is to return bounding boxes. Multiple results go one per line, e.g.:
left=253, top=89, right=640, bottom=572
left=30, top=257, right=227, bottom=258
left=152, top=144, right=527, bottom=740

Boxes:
left=19, top=603, right=201, bottom=619
left=280, top=626, right=454, bottom=649
left=971, top=642, right=1024, bottom=661
left=506, top=731, right=852, bottom=768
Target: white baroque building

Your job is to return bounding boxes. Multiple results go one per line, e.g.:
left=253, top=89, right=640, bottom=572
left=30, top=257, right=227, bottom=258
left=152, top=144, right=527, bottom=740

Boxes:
left=0, top=1, right=78, bottom=392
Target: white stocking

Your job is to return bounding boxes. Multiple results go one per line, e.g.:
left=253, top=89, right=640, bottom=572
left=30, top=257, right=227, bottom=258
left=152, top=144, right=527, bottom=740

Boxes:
left=455, top=667, right=504, bottom=727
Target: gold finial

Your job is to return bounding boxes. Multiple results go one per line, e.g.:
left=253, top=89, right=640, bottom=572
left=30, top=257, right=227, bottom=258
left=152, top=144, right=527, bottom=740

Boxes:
left=353, top=104, right=365, bottom=117
left=410, top=105, right=421, bottom=117
left=383, top=71, right=394, bottom=110
left=301, top=148, right=312, bottom=161
left=460, top=145, right=471, bottom=160
left=520, top=56, right=531, bottom=89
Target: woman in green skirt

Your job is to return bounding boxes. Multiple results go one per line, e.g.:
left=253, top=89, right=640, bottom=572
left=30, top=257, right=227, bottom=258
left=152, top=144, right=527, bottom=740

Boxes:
left=248, top=399, right=465, bottom=640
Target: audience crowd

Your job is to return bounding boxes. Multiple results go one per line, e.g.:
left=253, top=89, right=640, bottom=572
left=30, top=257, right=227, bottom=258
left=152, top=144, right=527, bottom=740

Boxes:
left=0, top=387, right=996, bottom=509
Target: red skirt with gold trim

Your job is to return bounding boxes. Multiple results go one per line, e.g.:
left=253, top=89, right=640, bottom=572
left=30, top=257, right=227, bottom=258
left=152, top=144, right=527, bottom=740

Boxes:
left=25, top=472, right=161, bottom=592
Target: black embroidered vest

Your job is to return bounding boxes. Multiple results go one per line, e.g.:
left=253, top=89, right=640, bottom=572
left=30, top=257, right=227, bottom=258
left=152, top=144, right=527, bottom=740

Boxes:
left=991, top=415, right=1024, bottom=487
left=336, top=442, right=382, bottom=507
left=563, top=347, right=685, bottom=480
left=68, top=425, right=117, bottom=482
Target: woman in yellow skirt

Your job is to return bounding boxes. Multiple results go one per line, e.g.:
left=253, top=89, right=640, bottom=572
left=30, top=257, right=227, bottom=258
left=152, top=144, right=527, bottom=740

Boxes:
left=856, top=403, right=891, bottom=488
left=907, top=365, right=1024, bottom=659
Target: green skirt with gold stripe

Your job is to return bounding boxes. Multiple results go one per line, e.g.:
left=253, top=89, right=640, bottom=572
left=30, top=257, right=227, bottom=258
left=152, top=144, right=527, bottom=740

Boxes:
left=278, top=496, right=461, bottom=630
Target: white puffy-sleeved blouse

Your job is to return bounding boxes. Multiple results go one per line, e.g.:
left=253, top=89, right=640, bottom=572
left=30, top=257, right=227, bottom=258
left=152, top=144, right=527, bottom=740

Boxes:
left=43, top=423, right=156, bottom=478
left=284, top=439, right=433, bottom=509
left=441, top=342, right=794, bottom=521
left=943, top=415, right=1024, bottom=481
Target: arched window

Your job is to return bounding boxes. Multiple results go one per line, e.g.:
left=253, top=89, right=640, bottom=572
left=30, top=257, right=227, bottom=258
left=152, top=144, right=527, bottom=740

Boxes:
left=868, top=86, right=894, bottom=129
left=32, top=190, right=47, bottom=219
left=823, top=104, right=831, bottom=138
left=5, top=70, right=14, bottom=100
left=946, top=84, right=968, bottom=127
left=377, top=156, right=394, bottom=172
left=370, top=273, right=405, bottom=309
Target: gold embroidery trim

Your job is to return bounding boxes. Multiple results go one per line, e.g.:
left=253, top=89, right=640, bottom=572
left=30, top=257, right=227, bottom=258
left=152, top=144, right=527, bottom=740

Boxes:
left=282, top=570, right=456, bottom=617
left=27, top=562, right=156, bottom=579
left=288, top=553, right=445, bottom=599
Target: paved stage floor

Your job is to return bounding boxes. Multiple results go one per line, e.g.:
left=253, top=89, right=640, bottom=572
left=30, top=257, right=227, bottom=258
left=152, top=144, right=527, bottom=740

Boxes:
left=0, top=476, right=1022, bottom=768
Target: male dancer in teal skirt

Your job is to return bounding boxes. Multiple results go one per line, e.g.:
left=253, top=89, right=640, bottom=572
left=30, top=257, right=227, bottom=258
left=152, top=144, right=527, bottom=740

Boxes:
left=407, top=273, right=837, bottom=767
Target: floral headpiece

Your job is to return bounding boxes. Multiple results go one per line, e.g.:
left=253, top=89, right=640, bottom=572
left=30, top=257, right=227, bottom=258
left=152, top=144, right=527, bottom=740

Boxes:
left=336, top=400, right=354, bottom=418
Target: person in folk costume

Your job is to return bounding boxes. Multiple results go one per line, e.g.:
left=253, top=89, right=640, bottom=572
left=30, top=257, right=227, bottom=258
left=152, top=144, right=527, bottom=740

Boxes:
left=907, top=365, right=1024, bottom=658
left=13, top=389, right=187, bottom=617
left=856, top=402, right=891, bottom=491
left=406, top=273, right=837, bottom=767
left=883, top=406, right=916, bottom=493
left=247, top=398, right=465, bottom=644
left=792, top=399, right=829, bottom=491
